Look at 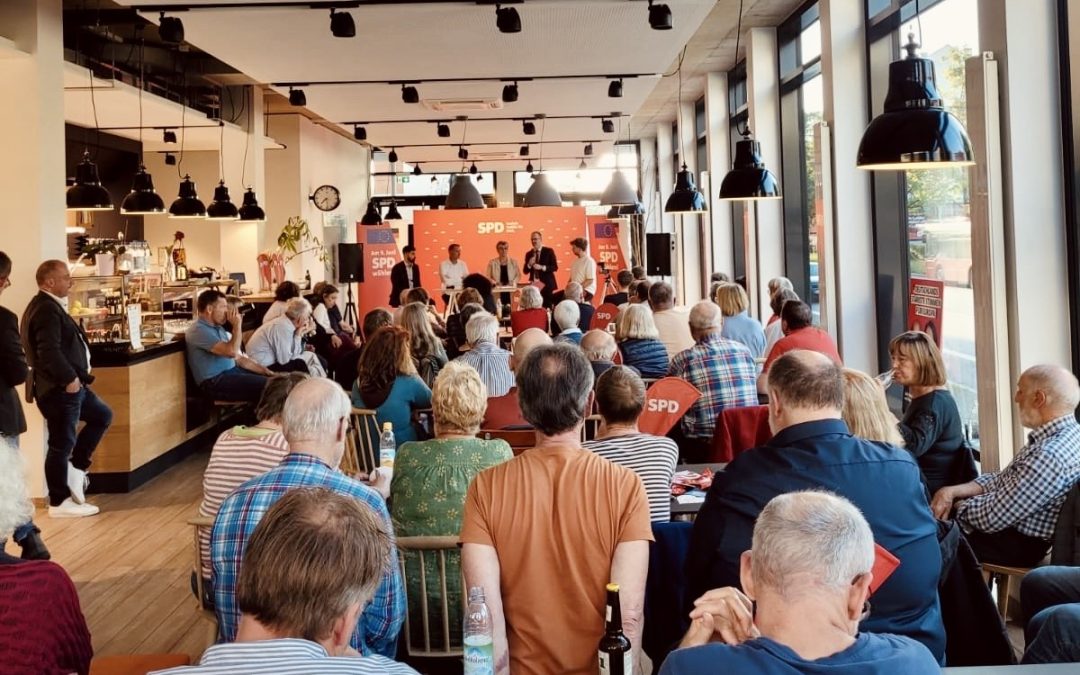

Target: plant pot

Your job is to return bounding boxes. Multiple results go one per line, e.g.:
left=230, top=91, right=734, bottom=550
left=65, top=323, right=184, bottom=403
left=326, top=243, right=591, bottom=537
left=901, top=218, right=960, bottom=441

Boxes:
left=95, top=253, right=115, bottom=276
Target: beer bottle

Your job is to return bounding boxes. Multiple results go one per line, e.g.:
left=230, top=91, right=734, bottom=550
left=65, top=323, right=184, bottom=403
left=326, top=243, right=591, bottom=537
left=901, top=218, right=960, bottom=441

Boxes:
left=597, top=582, right=632, bottom=675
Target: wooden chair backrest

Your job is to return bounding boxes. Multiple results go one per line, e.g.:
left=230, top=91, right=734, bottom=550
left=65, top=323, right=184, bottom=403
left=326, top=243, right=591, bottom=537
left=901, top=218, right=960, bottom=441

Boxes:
left=481, top=429, right=535, bottom=455
left=345, top=408, right=379, bottom=476
left=397, top=536, right=465, bottom=658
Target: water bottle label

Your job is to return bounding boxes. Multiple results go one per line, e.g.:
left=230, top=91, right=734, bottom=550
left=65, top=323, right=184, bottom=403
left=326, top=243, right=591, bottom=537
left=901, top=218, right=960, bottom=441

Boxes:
left=463, top=638, right=494, bottom=675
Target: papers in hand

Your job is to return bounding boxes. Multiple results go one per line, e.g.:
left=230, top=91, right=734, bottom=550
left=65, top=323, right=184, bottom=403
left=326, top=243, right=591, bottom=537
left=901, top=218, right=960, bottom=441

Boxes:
left=674, top=490, right=706, bottom=504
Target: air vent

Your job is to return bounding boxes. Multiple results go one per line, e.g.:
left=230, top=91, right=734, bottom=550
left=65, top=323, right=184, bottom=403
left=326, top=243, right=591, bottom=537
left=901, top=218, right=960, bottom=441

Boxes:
left=422, top=97, right=505, bottom=112
left=473, top=151, right=519, bottom=160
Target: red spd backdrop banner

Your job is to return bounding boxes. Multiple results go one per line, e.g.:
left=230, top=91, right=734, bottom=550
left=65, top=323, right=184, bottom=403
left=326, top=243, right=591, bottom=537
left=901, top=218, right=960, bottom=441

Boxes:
left=587, top=216, right=628, bottom=306
left=355, top=225, right=401, bottom=320
left=413, top=207, right=587, bottom=310
left=907, top=279, right=945, bottom=348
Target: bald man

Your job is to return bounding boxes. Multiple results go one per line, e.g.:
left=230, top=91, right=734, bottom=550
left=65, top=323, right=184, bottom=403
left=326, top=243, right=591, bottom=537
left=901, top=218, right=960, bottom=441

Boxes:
left=482, top=327, right=552, bottom=430
left=932, top=365, right=1080, bottom=567
left=581, top=329, right=618, bottom=382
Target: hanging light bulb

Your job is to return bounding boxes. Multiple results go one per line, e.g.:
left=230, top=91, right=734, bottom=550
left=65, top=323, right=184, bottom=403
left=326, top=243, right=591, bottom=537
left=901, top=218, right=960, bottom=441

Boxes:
left=238, top=187, right=266, bottom=222
left=120, top=165, right=165, bottom=215
left=168, top=175, right=207, bottom=218
left=67, top=151, right=114, bottom=212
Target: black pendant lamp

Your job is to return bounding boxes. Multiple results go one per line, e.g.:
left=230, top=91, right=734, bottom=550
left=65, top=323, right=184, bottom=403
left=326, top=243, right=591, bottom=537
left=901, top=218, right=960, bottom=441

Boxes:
left=523, top=172, right=562, bottom=207
left=169, top=175, right=207, bottom=218
left=206, top=181, right=240, bottom=220
left=719, top=135, right=782, bottom=200
left=857, top=35, right=974, bottom=170
left=601, top=170, right=638, bottom=206
left=665, top=164, right=707, bottom=213
left=238, top=188, right=266, bottom=222
left=120, top=165, right=165, bottom=214
left=360, top=200, right=383, bottom=224
left=445, top=175, right=485, bottom=209
left=67, top=151, right=114, bottom=212
left=385, top=200, right=403, bottom=220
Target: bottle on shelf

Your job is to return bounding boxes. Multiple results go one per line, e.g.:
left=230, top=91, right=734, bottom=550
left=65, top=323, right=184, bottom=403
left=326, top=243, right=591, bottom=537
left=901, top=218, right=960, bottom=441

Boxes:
left=464, top=586, right=494, bottom=675
left=598, top=583, right=632, bottom=675
left=304, top=269, right=312, bottom=290
left=378, top=422, right=395, bottom=483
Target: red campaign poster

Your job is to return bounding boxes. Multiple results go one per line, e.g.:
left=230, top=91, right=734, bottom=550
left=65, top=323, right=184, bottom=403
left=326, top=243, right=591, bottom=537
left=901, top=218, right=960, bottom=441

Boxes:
left=591, top=303, right=619, bottom=331
left=355, top=225, right=401, bottom=320
left=413, top=207, right=587, bottom=311
left=638, top=378, right=702, bottom=437
left=587, top=216, right=629, bottom=306
left=907, top=279, right=945, bottom=348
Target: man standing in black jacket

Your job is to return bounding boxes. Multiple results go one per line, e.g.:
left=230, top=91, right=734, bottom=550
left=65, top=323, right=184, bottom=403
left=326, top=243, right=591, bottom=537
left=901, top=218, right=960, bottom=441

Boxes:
left=523, top=231, right=559, bottom=308
left=0, top=252, right=49, bottom=556
left=22, top=260, right=111, bottom=518
left=388, top=244, right=420, bottom=307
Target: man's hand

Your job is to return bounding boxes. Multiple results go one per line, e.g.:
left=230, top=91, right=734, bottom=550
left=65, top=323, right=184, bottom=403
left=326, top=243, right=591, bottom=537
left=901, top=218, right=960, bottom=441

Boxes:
left=225, top=305, right=242, bottom=327
left=679, top=611, right=716, bottom=649
left=931, top=486, right=956, bottom=520
left=64, top=377, right=82, bottom=394
left=368, top=468, right=391, bottom=499
left=330, top=335, right=343, bottom=349
left=686, top=587, right=759, bottom=646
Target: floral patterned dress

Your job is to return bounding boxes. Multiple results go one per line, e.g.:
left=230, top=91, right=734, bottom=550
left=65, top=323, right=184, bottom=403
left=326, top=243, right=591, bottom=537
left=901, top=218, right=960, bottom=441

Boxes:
left=389, top=436, right=512, bottom=650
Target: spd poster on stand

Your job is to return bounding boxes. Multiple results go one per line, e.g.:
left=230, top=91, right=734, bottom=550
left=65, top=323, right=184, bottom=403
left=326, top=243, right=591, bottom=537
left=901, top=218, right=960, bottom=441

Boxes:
left=587, top=216, right=628, bottom=305
left=907, top=278, right=944, bottom=348
left=356, top=225, right=401, bottom=319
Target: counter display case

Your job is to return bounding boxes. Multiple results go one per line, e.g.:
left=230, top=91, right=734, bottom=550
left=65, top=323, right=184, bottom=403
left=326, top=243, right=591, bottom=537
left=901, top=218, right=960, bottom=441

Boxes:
left=69, top=274, right=164, bottom=344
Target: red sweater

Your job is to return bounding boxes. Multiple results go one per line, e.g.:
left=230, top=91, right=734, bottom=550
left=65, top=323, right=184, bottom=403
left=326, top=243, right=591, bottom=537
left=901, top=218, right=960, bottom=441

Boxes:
left=0, top=555, right=92, bottom=675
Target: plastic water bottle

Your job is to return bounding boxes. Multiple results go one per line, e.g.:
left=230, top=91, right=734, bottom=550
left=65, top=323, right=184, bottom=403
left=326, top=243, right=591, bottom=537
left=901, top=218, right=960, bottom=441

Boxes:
left=379, top=422, right=395, bottom=482
left=464, top=586, right=494, bottom=675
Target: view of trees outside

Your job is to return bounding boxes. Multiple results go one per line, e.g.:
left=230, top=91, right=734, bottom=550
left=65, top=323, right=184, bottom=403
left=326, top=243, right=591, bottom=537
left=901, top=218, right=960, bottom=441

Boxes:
left=802, top=75, right=823, bottom=322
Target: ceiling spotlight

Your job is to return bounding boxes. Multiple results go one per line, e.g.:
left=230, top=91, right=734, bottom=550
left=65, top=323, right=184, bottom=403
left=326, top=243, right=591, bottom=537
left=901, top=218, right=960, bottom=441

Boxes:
left=522, top=120, right=536, bottom=135
left=601, top=118, right=615, bottom=133
left=401, top=84, right=420, bottom=104
left=584, top=143, right=594, bottom=156
left=470, top=162, right=478, bottom=175
left=162, top=129, right=177, bottom=144
left=437, top=123, right=451, bottom=138
left=329, top=8, right=356, bottom=38
left=579, top=158, right=587, bottom=170
left=289, top=88, right=306, bottom=107
left=458, top=146, right=469, bottom=160
left=413, top=164, right=423, bottom=176
left=502, top=82, right=519, bottom=103
left=608, top=79, right=624, bottom=98
left=525, top=160, right=534, bottom=173
left=520, top=145, right=529, bottom=157
left=431, top=175, right=438, bottom=183
left=388, top=148, right=398, bottom=164
left=164, top=152, right=177, bottom=166
left=158, top=13, right=184, bottom=44
left=648, top=0, right=673, bottom=31
left=495, top=5, right=522, bottom=34
left=353, top=125, right=367, bottom=141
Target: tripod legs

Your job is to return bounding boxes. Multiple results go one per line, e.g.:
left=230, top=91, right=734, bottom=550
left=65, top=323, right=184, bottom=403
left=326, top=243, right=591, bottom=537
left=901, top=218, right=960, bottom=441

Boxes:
left=343, top=282, right=359, bottom=328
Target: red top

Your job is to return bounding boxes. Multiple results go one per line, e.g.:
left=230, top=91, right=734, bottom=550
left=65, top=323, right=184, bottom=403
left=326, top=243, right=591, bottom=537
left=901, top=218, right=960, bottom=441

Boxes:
left=483, top=388, right=530, bottom=430
left=0, top=556, right=92, bottom=675
left=762, top=326, right=842, bottom=373
left=510, top=308, right=548, bottom=337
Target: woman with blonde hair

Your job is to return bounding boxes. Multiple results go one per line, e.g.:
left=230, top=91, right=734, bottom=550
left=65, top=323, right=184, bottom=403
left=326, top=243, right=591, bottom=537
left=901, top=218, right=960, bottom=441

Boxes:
left=397, top=302, right=448, bottom=387
left=352, top=325, right=432, bottom=446
left=841, top=368, right=905, bottom=447
left=715, top=282, right=766, bottom=358
left=615, top=303, right=668, bottom=378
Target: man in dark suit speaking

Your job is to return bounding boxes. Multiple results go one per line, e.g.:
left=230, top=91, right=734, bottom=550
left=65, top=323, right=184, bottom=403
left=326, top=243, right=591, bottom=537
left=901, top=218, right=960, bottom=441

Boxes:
left=389, top=244, right=420, bottom=307
left=523, top=231, right=559, bottom=308
left=22, top=260, right=112, bottom=518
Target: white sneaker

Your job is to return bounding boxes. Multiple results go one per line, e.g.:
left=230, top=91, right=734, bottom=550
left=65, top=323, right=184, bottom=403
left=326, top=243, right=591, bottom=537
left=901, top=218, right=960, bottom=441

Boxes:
left=67, top=464, right=89, bottom=504
left=48, top=498, right=99, bottom=518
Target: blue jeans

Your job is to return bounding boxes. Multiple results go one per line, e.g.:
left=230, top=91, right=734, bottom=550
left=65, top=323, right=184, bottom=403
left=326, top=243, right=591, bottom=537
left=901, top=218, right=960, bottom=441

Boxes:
left=1021, top=566, right=1080, bottom=663
left=200, top=366, right=269, bottom=403
left=1, top=434, right=36, bottom=541
left=35, top=386, right=113, bottom=506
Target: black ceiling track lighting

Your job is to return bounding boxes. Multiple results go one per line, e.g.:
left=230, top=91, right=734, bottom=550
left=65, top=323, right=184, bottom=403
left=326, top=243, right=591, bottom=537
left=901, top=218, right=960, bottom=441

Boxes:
left=288, top=87, right=306, bottom=106
left=353, top=125, right=367, bottom=140
left=495, top=4, right=521, bottom=33
left=412, top=163, right=422, bottom=175
left=437, top=123, right=451, bottom=137
left=501, top=81, right=519, bottom=103
left=469, top=161, right=478, bottom=175
left=647, top=0, right=673, bottom=31
left=519, top=144, right=529, bottom=157
left=522, top=120, right=537, bottom=136
left=157, top=12, right=184, bottom=43
left=162, top=129, right=177, bottom=143
left=388, top=147, right=398, bottom=163
left=601, top=118, right=615, bottom=133
left=608, top=78, right=623, bottom=98
left=401, top=84, right=420, bottom=103
left=272, top=73, right=656, bottom=89
left=329, top=8, right=356, bottom=37
left=458, top=146, right=469, bottom=160
left=583, top=143, right=593, bottom=156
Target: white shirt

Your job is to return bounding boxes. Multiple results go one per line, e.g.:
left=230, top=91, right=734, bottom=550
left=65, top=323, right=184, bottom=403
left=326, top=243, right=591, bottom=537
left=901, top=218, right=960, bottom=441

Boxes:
left=403, top=262, right=418, bottom=287
left=439, top=259, right=468, bottom=289
left=570, top=254, right=597, bottom=296
left=652, top=306, right=695, bottom=361
left=764, top=319, right=785, bottom=356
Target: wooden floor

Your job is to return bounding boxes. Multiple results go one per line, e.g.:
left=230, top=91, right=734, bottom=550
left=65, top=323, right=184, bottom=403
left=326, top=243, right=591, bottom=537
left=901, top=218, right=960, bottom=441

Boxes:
left=2, top=452, right=216, bottom=661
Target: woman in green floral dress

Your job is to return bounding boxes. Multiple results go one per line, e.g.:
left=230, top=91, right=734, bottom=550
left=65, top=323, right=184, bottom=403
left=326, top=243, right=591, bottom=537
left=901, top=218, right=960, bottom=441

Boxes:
left=390, top=360, right=513, bottom=651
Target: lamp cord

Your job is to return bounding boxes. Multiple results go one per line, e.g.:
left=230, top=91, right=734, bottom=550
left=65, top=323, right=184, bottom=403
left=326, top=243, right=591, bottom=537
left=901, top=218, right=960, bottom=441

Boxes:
left=733, top=0, right=752, bottom=139
left=241, top=87, right=250, bottom=188
left=676, top=45, right=687, bottom=169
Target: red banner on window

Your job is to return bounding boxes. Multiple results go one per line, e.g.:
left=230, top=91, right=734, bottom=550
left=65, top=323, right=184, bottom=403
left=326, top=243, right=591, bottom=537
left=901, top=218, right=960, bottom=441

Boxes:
left=907, top=279, right=945, bottom=348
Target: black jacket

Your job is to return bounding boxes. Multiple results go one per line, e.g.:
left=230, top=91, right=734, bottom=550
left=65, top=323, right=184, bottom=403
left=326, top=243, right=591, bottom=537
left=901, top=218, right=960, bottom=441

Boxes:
left=0, top=306, right=28, bottom=436
left=21, top=291, right=93, bottom=400
left=523, top=246, right=559, bottom=293
left=389, top=261, right=421, bottom=307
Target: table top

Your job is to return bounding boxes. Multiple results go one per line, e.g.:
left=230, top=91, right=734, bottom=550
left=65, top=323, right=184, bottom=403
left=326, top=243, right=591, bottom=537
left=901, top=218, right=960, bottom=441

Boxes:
left=670, top=463, right=725, bottom=516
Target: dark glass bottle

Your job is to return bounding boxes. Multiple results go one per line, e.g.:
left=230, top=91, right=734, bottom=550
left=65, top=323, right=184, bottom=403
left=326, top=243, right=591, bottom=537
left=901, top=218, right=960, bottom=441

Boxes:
left=598, top=582, right=632, bottom=675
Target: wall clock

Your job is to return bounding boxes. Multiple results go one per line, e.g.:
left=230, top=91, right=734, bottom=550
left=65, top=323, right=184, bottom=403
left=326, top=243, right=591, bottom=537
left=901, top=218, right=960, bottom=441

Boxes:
left=310, top=184, right=341, bottom=212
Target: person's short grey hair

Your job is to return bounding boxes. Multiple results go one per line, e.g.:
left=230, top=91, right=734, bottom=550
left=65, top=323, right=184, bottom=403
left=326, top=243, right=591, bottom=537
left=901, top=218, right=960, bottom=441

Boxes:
left=1021, top=365, right=1080, bottom=414
left=581, top=329, right=617, bottom=361
left=554, top=300, right=580, bottom=331
left=689, top=300, right=723, bottom=333
left=465, top=311, right=499, bottom=345
left=0, top=442, right=33, bottom=540
left=284, top=297, right=312, bottom=321
left=519, top=285, right=543, bottom=310
left=281, top=377, right=351, bottom=445
left=565, top=282, right=584, bottom=303
left=616, top=304, right=659, bottom=340
left=752, top=490, right=875, bottom=597
left=517, top=344, right=594, bottom=435
left=768, top=276, right=794, bottom=297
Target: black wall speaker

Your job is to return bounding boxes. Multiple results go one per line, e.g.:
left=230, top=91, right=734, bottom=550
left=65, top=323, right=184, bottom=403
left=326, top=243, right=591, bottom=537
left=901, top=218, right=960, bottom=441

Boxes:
left=337, top=243, right=364, bottom=283
left=645, top=233, right=672, bottom=276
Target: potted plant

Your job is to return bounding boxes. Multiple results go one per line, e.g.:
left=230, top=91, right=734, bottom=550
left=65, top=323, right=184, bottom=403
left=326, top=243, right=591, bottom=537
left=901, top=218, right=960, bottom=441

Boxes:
left=267, top=217, right=328, bottom=287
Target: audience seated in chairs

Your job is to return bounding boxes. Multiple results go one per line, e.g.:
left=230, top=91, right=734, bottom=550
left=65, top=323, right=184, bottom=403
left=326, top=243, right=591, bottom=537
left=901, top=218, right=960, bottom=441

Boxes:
left=1021, top=566, right=1080, bottom=664
left=552, top=300, right=583, bottom=346
left=581, top=329, right=621, bottom=382
left=764, top=276, right=794, bottom=327
left=583, top=366, right=678, bottom=522
left=260, top=281, right=300, bottom=325
left=758, top=300, right=842, bottom=394
left=510, top=285, right=549, bottom=337
left=397, top=302, right=448, bottom=388
left=391, top=362, right=512, bottom=651
left=555, top=282, right=594, bottom=335
left=482, top=327, right=550, bottom=430
left=194, top=372, right=306, bottom=607
left=445, top=289, right=484, bottom=358
left=932, top=365, right=1080, bottom=567
left=685, top=351, right=946, bottom=663
left=245, top=298, right=326, bottom=376
left=629, top=278, right=652, bottom=305
left=616, top=304, right=669, bottom=379
left=840, top=369, right=906, bottom=446
left=649, top=281, right=694, bottom=360
left=210, top=378, right=403, bottom=656
left=404, top=287, right=447, bottom=337
left=663, top=491, right=939, bottom=674
left=715, top=283, right=766, bottom=359
left=463, top=272, right=498, bottom=315
left=763, top=287, right=799, bottom=357
left=310, top=284, right=361, bottom=379
left=604, top=269, right=634, bottom=307
left=186, top=290, right=271, bottom=403
left=0, top=447, right=92, bottom=675
left=458, top=312, right=515, bottom=397
left=161, top=488, right=416, bottom=674
left=351, top=326, right=432, bottom=447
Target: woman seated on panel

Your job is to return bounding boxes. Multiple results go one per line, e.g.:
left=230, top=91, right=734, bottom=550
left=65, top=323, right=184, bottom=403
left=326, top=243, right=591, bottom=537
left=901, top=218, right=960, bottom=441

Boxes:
left=486, top=240, right=521, bottom=318
left=841, top=368, right=905, bottom=447
left=715, top=282, right=767, bottom=359
left=390, top=361, right=512, bottom=651
left=352, top=325, right=432, bottom=447
left=615, top=303, right=669, bottom=379
left=397, top=302, right=449, bottom=388
left=510, top=285, right=549, bottom=337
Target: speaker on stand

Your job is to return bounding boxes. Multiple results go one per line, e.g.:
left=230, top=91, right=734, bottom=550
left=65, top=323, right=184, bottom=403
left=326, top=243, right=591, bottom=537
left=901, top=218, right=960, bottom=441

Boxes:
left=337, top=243, right=364, bottom=328
left=645, top=232, right=672, bottom=277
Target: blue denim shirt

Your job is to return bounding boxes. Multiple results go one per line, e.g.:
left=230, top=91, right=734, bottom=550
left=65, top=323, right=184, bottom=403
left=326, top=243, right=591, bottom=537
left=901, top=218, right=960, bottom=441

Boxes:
left=185, top=318, right=235, bottom=384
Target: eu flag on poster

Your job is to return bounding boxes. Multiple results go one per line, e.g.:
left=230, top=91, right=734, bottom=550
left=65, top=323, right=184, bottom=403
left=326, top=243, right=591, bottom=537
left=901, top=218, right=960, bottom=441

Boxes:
left=366, top=229, right=395, bottom=245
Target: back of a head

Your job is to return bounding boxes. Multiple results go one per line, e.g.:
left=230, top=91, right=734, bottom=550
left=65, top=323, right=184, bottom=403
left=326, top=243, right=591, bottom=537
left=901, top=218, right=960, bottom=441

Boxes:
left=781, top=300, right=813, bottom=331
left=519, top=285, right=543, bottom=310
left=466, top=311, right=499, bottom=345
left=616, top=269, right=634, bottom=289
left=771, top=288, right=799, bottom=317
left=35, top=259, right=66, bottom=287
left=595, top=366, right=646, bottom=425
left=565, top=281, right=584, bottom=303
left=236, top=487, right=391, bottom=642
left=715, top=283, right=750, bottom=318
left=256, top=372, right=309, bottom=423
left=361, top=308, right=393, bottom=341
left=631, top=265, right=646, bottom=280
left=840, top=369, right=905, bottom=447
left=281, top=377, right=351, bottom=447
left=432, top=361, right=488, bottom=435
left=458, top=288, right=483, bottom=308
left=554, top=299, right=580, bottom=330
left=711, top=272, right=731, bottom=284
left=0, top=251, right=11, bottom=278
left=317, top=283, right=336, bottom=301
left=616, top=303, right=658, bottom=340
left=631, top=279, right=653, bottom=303
left=648, top=281, right=674, bottom=309
left=458, top=302, right=485, bottom=332
left=752, top=490, right=875, bottom=598
left=768, top=350, right=844, bottom=412
left=581, top=329, right=617, bottom=361
left=284, top=297, right=312, bottom=321
left=274, top=281, right=300, bottom=303
left=513, top=328, right=553, bottom=364
left=768, top=276, right=794, bottom=298
left=517, top=344, right=594, bottom=436
left=405, top=287, right=430, bottom=305
left=463, top=273, right=493, bottom=297
left=688, top=300, right=723, bottom=334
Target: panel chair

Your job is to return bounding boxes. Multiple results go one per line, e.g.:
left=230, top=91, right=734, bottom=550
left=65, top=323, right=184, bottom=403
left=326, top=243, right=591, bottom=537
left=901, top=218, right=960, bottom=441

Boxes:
left=397, top=536, right=466, bottom=659
left=345, top=408, right=379, bottom=477
left=187, top=515, right=219, bottom=643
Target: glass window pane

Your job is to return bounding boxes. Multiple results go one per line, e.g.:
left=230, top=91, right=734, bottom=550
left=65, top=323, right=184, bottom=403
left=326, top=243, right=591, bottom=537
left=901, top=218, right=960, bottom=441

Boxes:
left=802, top=75, right=824, bottom=323
left=868, top=0, right=892, bottom=20
left=800, top=20, right=822, bottom=65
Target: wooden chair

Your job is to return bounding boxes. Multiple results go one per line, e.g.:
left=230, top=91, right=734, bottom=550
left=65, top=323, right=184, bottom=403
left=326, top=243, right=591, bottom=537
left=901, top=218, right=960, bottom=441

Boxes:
left=982, top=563, right=1030, bottom=620
left=345, top=408, right=379, bottom=476
left=481, top=429, right=535, bottom=455
left=397, top=536, right=466, bottom=659
left=581, top=414, right=603, bottom=442
left=187, top=515, right=219, bottom=643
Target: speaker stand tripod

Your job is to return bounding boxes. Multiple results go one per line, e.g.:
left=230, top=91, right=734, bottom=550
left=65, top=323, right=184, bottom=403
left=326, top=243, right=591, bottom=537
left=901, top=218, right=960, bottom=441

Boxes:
left=601, top=272, right=620, bottom=301
left=343, top=281, right=359, bottom=329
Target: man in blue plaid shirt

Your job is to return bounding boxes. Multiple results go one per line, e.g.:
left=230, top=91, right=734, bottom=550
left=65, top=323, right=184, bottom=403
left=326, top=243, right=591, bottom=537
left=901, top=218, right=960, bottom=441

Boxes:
left=210, top=378, right=404, bottom=657
left=932, top=365, right=1080, bottom=567
left=668, top=301, right=758, bottom=461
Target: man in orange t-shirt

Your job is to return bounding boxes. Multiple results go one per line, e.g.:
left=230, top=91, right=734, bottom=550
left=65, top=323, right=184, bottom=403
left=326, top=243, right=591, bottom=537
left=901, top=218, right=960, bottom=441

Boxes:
left=462, top=344, right=653, bottom=674
left=758, top=300, right=842, bottom=394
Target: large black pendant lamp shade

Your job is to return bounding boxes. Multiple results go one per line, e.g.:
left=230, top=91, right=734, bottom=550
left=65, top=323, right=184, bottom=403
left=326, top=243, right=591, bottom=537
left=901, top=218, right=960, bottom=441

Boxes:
left=360, top=200, right=383, bottom=224
left=238, top=188, right=266, bottom=222
left=445, top=174, right=485, bottom=209
left=120, top=165, right=165, bottom=214
left=719, top=137, right=782, bottom=200
left=601, top=170, right=638, bottom=206
left=169, top=175, right=207, bottom=218
left=384, top=200, right=403, bottom=221
left=206, top=181, right=240, bottom=220
left=67, top=151, right=114, bottom=211
left=523, top=172, right=562, bottom=207
left=607, top=202, right=644, bottom=218
left=664, top=164, right=707, bottom=213
left=857, top=36, right=974, bottom=170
